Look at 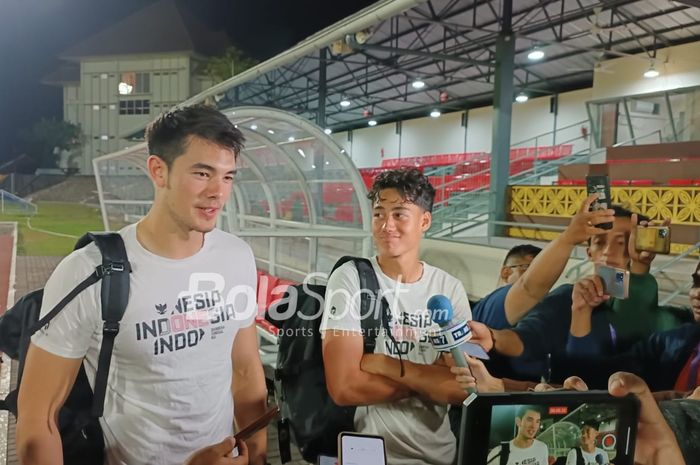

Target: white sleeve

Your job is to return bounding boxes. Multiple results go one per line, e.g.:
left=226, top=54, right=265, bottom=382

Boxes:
left=235, top=244, right=258, bottom=328
left=449, top=278, right=472, bottom=322
left=486, top=445, right=502, bottom=464
left=565, top=449, right=576, bottom=465
left=540, top=442, right=550, bottom=465
left=319, top=262, right=362, bottom=334
left=30, top=250, right=101, bottom=359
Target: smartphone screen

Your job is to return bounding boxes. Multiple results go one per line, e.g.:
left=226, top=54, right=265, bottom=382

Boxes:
left=459, top=392, right=639, bottom=465
left=339, top=433, right=386, bottom=465
left=317, top=455, right=338, bottom=465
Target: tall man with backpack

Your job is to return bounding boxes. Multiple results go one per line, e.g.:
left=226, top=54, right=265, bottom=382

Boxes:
left=321, top=168, right=474, bottom=464
left=16, top=105, right=268, bottom=465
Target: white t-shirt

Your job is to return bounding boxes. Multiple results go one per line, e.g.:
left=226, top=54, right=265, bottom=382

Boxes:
left=487, top=439, right=549, bottom=465
left=565, top=447, right=610, bottom=465
left=320, top=256, right=472, bottom=465
left=31, top=223, right=257, bottom=465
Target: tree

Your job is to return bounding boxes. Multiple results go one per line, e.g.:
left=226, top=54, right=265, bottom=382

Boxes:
left=18, top=118, right=84, bottom=169
left=203, top=46, right=258, bottom=83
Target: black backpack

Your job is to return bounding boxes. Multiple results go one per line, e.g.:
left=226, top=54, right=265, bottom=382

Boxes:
left=0, top=232, right=130, bottom=465
left=265, top=256, right=401, bottom=463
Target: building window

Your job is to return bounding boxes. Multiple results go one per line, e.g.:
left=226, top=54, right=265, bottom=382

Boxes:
left=119, top=99, right=150, bottom=115
left=118, top=72, right=150, bottom=95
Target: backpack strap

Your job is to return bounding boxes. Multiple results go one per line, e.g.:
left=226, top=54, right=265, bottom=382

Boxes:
left=83, top=233, right=131, bottom=417
left=499, top=441, right=509, bottom=465
left=332, top=256, right=404, bottom=374
left=575, top=446, right=584, bottom=465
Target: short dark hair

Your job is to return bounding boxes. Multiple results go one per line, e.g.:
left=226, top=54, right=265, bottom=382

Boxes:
left=367, top=168, right=435, bottom=212
left=611, top=204, right=649, bottom=222
left=145, top=104, right=244, bottom=167
left=516, top=405, right=541, bottom=420
left=503, top=244, right=542, bottom=266
left=587, top=205, right=650, bottom=245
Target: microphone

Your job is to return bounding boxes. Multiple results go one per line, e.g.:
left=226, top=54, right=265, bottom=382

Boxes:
left=595, top=453, right=607, bottom=465
left=427, top=294, right=477, bottom=396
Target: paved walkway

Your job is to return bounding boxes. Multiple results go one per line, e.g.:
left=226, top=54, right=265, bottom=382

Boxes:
left=2, top=255, right=309, bottom=464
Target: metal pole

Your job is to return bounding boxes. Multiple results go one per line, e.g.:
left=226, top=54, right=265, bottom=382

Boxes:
left=487, top=0, right=514, bottom=237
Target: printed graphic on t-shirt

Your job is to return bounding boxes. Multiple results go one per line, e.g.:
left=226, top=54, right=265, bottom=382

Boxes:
left=135, top=288, right=250, bottom=355
left=384, top=310, right=433, bottom=356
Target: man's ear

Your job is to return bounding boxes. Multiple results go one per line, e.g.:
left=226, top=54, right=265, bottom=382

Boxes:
left=500, top=266, right=511, bottom=282
left=421, top=211, right=432, bottom=232
left=586, top=246, right=592, bottom=260
left=147, top=155, right=168, bottom=189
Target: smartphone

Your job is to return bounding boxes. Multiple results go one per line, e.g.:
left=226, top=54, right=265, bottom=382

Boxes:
left=338, top=432, right=387, bottom=465
left=586, top=175, right=613, bottom=230
left=595, top=263, right=630, bottom=300
left=317, top=454, right=338, bottom=465
left=635, top=225, right=671, bottom=254
left=457, top=391, right=639, bottom=465
left=233, top=405, right=280, bottom=442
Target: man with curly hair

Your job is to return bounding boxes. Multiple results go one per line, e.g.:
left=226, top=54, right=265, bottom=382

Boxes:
left=321, top=168, right=474, bottom=464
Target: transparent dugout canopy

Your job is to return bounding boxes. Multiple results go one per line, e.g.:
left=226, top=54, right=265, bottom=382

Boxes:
left=93, top=106, right=372, bottom=282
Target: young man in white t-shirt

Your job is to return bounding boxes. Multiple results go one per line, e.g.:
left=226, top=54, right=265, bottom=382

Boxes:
left=321, top=168, right=477, bottom=465
left=487, top=406, right=549, bottom=465
left=566, top=424, right=610, bottom=465
left=16, top=105, right=268, bottom=465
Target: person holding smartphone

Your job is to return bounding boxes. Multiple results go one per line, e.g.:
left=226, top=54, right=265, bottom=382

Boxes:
left=471, top=206, right=692, bottom=381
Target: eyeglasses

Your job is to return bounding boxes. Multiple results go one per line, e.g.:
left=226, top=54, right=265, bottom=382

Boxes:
left=504, top=263, right=530, bottom=271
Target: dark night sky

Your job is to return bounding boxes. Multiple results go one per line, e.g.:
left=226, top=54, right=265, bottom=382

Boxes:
left=0, top=0, right=377, bottom=162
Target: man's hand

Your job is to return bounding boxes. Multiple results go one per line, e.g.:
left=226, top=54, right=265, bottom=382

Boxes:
left=184, top=437, right=249, bottom=465
left=629, top=214, right=670, bottom=275
left=560, top=194, right=616, bottom=246
left=572, top=275, right=608, bottom=313
left=534, top=376, right=588, bottom=392
left=608, top=372, right=685, bottom=465
left=467, top=320, right=494, bottom=353
left=450, top=356, right=504, bottom=393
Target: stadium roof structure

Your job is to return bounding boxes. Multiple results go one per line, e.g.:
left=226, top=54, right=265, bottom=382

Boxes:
left=173, top=0, right=700, bottom=133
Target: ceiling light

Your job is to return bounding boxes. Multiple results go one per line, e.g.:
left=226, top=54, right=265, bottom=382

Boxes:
left=515, top=92, right=529, bottom=103
left=311, top=164, right=316, bottom=169
left=324, top=128, right=332, bottom=135
left=288, top=136, right=295, bottom=142
left=267, top=129, right=275, bottom=134
left=250, top=124, right=258, bottom=130
left=340, top=98, right=351, bottom=107
left=368, top=119, right=378, bottom=126
left=325, top=161, right=330, bottom=165
left=643, top=64, right=659, bottom=79
left=411, top=79, right=425, bottom=89
left=527, top=48, right=545, bottom=61
left=297, top=148, right=306, bottom=158
left=430, top=109, right=441, bottom=118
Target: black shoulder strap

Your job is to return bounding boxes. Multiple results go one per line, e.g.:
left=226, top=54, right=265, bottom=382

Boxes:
left=332, top=256, right=403, bottom=372
left=500, top=441, right=509, bottom=465
left=82, top=232, right=131, bottom=417
left=575, top=446, right=584, bottom=465
left=330, top=256, right=382, bottom=353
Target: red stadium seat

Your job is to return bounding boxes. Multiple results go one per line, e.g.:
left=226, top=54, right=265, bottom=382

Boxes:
left=669, top=179, right=693, bottom=186
left=629, top=179, right=653, bottom=186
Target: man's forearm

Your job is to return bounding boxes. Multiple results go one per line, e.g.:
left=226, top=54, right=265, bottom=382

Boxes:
left=362, top=354, right=467, bottom=405
left=17, top=420, right=63, bottom=465
left=493, top=328, right=525, bottom=357
left=329, top=368, right=412, bottom=406
left=506, top=234, right=574, bottom=325
left=233, top=367, right=268, bottom=465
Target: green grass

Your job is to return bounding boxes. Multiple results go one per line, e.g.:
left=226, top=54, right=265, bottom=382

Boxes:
left=0, top=202, right=105, bottom=256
